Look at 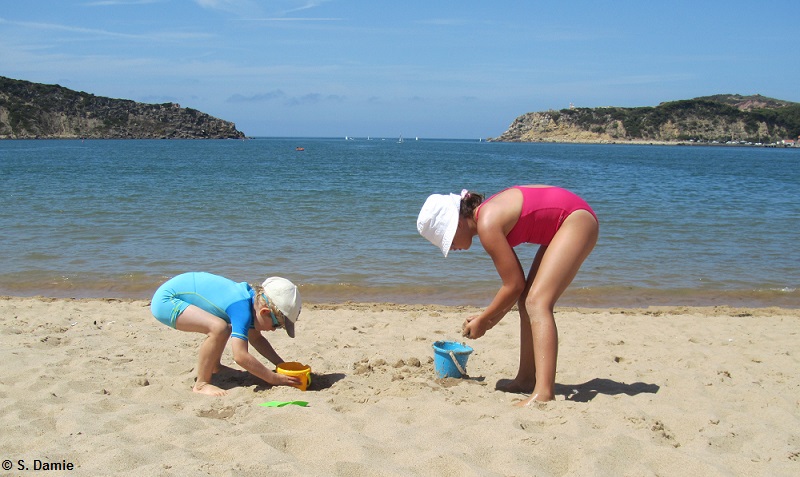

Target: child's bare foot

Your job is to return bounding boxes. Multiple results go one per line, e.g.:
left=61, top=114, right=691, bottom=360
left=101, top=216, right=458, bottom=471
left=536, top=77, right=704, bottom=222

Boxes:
left=496, top=378, right=535, bottom=394
left=193, top=381, right=227, bottom=396
left=513, top=392, right=554, bottom=407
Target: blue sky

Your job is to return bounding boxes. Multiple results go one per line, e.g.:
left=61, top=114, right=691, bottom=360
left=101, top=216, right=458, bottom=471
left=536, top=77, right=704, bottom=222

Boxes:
left=2, top=1, right=798, bottom=138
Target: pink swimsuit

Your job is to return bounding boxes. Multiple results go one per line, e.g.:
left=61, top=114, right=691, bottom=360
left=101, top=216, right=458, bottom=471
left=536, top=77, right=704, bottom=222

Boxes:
left=476, top=186, right=597, bottom=246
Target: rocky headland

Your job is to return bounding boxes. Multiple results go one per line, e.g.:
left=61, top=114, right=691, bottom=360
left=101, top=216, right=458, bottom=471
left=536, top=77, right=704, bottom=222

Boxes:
left=491, top=94, right=800, bottom=146
left=0, top=76, right=245, bottom=139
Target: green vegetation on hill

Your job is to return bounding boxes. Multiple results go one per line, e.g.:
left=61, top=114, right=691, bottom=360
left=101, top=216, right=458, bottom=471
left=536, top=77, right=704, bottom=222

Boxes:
left=493, top=94, right=800, bottom=144
left=0, top=76, right=245, bottom=139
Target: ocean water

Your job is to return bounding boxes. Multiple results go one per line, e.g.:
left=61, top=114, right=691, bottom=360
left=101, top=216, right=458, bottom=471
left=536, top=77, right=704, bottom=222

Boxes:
left=1, top=138, right=798, bottom=308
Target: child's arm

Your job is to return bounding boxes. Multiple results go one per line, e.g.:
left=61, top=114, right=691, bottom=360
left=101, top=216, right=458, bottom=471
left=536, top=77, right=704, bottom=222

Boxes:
left=247, top=330, right=285, bottom=366
left=230, top=337, right=299, bottom=387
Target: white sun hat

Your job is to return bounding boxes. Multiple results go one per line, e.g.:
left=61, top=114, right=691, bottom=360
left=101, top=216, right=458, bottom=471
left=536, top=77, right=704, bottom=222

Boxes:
left=262, top=277, right=302, bottom=338
left=417, top=192, right=462, bottom=257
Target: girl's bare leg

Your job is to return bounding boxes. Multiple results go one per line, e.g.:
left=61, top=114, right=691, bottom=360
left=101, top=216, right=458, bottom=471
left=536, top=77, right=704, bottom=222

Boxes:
left=516, top=210, right=598, bottom=406
left=175, top=305, right=232, bottom=396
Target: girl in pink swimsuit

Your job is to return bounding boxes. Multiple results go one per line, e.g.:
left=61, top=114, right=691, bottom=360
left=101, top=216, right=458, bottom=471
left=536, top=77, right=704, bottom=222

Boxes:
left=417, top=185, right=599, bottom=406
left=479, top=186, right=597, bottom=247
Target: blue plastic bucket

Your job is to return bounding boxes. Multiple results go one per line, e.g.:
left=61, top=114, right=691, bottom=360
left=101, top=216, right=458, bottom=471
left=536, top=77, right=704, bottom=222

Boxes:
left=432, top=340, right=474, bottom=378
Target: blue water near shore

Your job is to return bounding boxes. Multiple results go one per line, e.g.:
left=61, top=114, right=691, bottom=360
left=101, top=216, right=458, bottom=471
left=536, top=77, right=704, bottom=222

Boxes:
left=1, top=138, right=798, bottom=307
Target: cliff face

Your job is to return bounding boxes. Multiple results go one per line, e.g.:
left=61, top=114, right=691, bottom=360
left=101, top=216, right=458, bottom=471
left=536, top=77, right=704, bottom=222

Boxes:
left=492, top=95, right=800, bottom=144
left=0, top=76, right=245, bottom=139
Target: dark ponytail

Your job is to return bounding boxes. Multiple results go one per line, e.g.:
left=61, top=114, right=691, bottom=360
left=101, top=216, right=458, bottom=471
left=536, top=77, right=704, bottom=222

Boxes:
left=459, top=191, right=484, bottom=219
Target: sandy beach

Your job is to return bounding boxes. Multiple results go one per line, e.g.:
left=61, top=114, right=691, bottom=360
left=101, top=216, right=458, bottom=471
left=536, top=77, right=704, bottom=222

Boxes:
left=1, top=296, right=798, bottom=476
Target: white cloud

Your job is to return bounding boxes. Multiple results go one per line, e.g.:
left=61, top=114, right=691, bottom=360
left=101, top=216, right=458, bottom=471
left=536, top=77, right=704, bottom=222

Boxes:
left=0, top=18, right=213, bottom=42
left=194, top=0, right=261, bottom=15
left=195, top=0, right=332, bottom=19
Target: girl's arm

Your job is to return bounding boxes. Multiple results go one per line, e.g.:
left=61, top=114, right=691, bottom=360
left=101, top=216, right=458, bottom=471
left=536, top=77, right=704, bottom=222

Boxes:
left=463, top=221, right=526, bottom=339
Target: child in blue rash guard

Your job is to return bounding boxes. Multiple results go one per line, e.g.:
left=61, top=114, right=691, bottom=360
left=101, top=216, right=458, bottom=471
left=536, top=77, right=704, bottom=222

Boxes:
left=151, top=272, right=303, bottom=396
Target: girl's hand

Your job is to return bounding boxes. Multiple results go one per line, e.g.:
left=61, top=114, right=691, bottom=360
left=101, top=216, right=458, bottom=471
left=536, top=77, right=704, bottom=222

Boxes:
left=462, top=315, right=490, bottom=339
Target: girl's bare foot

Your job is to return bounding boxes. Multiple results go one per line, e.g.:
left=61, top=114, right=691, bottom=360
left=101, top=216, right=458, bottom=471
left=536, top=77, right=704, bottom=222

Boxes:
left=496, top=378, right=535, bottom=394
left=193, top=381, right=227, bottom=396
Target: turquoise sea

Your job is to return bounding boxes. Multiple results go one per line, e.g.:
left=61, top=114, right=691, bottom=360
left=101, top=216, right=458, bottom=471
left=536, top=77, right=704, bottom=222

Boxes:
left=1, top=138, right=798, bottom=308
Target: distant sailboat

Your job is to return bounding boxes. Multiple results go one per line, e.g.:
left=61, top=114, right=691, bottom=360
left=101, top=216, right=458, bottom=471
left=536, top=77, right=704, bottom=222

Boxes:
left=398, top=134, right=404, bottom=143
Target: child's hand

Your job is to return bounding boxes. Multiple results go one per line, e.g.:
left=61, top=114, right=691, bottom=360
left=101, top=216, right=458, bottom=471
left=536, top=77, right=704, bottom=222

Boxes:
left=270, top=372, right=302, bottom=387
left=462, top=315, right=489, bottom=339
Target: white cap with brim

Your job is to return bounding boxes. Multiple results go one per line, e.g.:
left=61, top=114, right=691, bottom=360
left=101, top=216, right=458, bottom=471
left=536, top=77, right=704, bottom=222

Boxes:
left=417, top=192, right=461, bottom=257
left=262, top=276, right=302, bottom=338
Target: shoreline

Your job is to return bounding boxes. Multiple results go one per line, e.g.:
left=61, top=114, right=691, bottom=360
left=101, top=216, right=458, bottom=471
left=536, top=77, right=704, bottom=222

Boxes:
left=4, top=136, right=798, bottom=147
left=2, top=281, right=797, bottom=309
